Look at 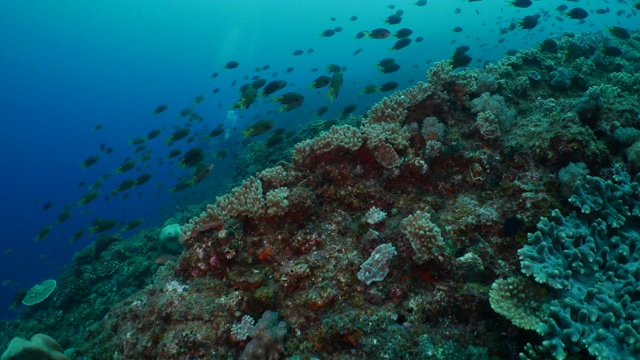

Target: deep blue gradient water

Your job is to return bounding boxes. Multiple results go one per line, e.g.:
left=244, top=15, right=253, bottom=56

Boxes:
left=0, top=0, right=636, bottom=318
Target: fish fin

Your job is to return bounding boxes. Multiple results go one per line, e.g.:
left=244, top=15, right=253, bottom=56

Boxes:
left=327, top=89, right=335, bottom=104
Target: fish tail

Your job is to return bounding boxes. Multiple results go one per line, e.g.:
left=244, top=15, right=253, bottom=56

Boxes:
left=327, top=89, right=335, bottom=104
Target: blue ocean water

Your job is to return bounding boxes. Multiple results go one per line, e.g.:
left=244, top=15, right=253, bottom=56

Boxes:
left=0, top=0, right=636, bottom=319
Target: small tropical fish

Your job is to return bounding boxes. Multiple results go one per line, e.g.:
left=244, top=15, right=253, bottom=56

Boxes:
left=263, top=134, right=284, bottom=148
left=378, top=62, right=400, bottom=73
left=607, top=26, right=630, bottom=40
left=378, top=81, right=399, bottom=92
left=366, top=28, right=391, bottom=39
left=384, top=14, right=402, bottom=25
left=320, top=29, right=336, bottom=37
left=450, top=46, right=472, bottom=68
left=10, top=289, right=28, bottom=310
left=602, top=45, right=622, bottom=57
left=136, top=173, right=152, bottom=186
left=540, top=38, right=558, bottom=53
left=361, top=84, right=378, bottom=95
left=68, top=230, right=84, bottom=244
left=262, top=80, right=287, bottom=97
left=243, top=120, right=275, bottom=138
left=129, top=137, right=146, bottom=146
left=152, top=104, right=168, bottom=115
left=310, top=75, right=331, bottom=89
left=155, top=254, right=179, bottom=264
left=177, top=107, right=192, bottom=117
left=391, top=38, right=412, bottom=51
left=80, top=155, right=100, bottom=168
left=179, top=148, right=205, bottom=168
left=170, top=180, right=192, bottom=193
left=566, top=7, right=588, bottom=19
left=340, top=104, right=357, bottom=118
left=316, top=105, right=329, bottom=117
left=209, top=125, right=225, bottom=138
left=509, top=0, right=532, bottom=8
left=89, top=218, right=118, bottom=233
left=111, top=179, right=137, bottom=195
left=213, top=149, right=228, bottom=160
left=146, top=129, right=162, bottom=140
left=77, top=190, right=100, bottom=206
left=34, top=224, right=52, bottom=242
left=191, top=163, right=213, bottom=184
left=394, top=28, right=413, bottom=38
left=224, top=61, right=239, bottom=69
left=236, top=85, right=258, bottom=110
left=275, top=92, right=304, bottom=111
left=192, top=95, right=205, bottom=106
left=56, top=205, right=72, bottom=224
left=326, top=64, right=343, bottom=73
left=326, top=72, right=344, bottom=103
left=519, top=15, right=539, bottom=29
left=114, top=159, right=136, bottom=173
left=166, top=148, right=182, bottom=158
left=252, top=78, right=267, bottom=89
left=165, top=128, right=191, bottom=145
left=122, top=218, right=144, bottom=231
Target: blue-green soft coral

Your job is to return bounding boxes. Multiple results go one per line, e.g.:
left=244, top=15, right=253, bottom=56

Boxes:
left=518, top=166, right=640, bottom=360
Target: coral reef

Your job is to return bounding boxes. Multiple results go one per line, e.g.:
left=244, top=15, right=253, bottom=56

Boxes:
left=2, top=31, right=640, bottom=359
left=510, top=167, right=640, bottom=359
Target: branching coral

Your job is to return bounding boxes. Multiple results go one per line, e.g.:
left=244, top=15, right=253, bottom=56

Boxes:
left=400, top=210, right=445, bottom=263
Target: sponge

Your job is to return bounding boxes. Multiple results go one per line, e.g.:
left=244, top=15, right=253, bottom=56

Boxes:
left=159, top=224, right=183, bottom=255
left=1, top=334, right=67, bottom=360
